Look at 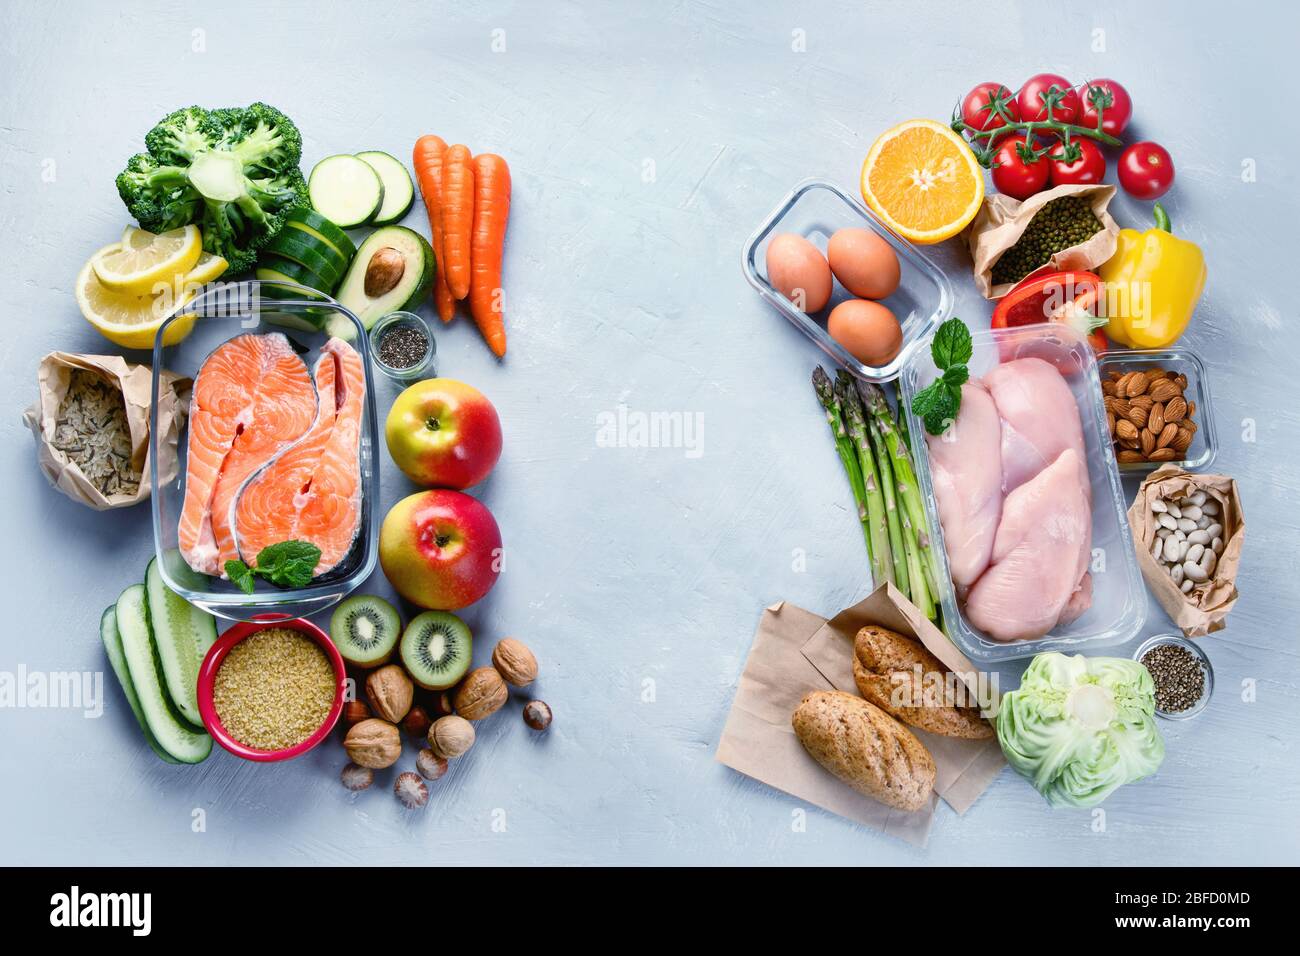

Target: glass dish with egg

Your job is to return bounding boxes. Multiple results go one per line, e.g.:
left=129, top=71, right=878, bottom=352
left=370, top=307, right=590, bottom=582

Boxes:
left=741, top=179, right=953, bottom=383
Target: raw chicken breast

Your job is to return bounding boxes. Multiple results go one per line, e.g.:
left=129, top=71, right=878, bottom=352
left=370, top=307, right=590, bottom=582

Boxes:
left=926, top=382, right=1003, bottom=587
left=984, top=357, right=1088, bottom=495
left=965, top=449, right=1091, bottom=642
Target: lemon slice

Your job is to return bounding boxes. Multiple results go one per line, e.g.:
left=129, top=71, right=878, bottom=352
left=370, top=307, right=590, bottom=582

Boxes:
left=860, top=119, right=985, bottom=244
left=122, top=225, right=228, bottom=287
left=92, top=224, right=202, bottom=295
left=76, top=243, right=197, bottom=349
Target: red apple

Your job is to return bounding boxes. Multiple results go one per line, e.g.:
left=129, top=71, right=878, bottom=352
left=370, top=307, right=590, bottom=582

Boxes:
left=385, top=378, right=502, bottom=489
left=380, top=490, right=502, bottom=610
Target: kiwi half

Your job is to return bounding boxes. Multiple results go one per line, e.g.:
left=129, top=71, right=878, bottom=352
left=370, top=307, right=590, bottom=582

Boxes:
left=331, top=595, right=401, bottom=666
left=401, top=611, right=473, bottom=690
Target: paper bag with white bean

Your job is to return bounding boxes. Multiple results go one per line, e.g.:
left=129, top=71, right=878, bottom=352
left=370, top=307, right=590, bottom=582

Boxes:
left=1128, top=465, right=1245, bottom=637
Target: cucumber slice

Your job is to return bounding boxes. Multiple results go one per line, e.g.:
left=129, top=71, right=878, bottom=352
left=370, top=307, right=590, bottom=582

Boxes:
left=356, top=151, right=415, bottom=226
left=264, top=310, right=328, bottom=332
left=309, top=154, right=383, bottom=228
left=101, top=607, right=182, bottom=764
left=285, top=207, right=356, bottom=260
left=114, top=584, right=212, bottom=764
left=257, top=258, right=331, bottom=298
left=145, top=557, right=217, bottom=727
left=265, top=230, right=347, bottom=289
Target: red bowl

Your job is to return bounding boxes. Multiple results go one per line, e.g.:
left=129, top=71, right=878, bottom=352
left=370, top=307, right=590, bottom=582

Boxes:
left=197, top=615, right=346, bottom=762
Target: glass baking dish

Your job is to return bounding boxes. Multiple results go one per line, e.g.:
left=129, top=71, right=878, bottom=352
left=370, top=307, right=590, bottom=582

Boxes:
left=1096, top=347, right=1217, bottom=474
left=741, top=178, right=953, bottom=383
left=149, top=280, right=379, bottom=621
left=900, top=323, right=1146, bottom=663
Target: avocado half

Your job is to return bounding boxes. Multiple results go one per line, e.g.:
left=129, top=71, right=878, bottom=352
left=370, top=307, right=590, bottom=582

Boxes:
left=335, top=226, right=436, bottom=335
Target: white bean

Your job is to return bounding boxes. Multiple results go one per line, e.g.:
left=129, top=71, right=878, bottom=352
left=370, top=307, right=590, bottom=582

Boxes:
left=1174, top=529, right=1187, bottom=541
left=1151, top=498, right=1168, bottom=513
left=1151, top=535, right=1163, bottom=560
left=1183, top=559, right=1209, bottom=583
left=1190, top=491, right=1207, bottom=506
left=1157, top=527, right=1172, bottom=539
left=1163, top=536, right=1182, bottom=563
left=1177, top=518, right=1198, bottom=532
left=1202, top=500, right=1219, bottom=516
left=1178, top=539, right=1192, bottom=560
left=1206, top=522, right=1223, bottom=540
left=1158, top=513, right=1177, bottom=531
left=1167, top=503, right=1183, bottom=519
left=1201, top=550, right=1217, bottom=576
left=1171, top=563, right=1185, bottom=585
left=1196, top=515, right=1211, bottom=530
left=1181, top=578, right=1195, bottom=593
left=1182, top=505, right=1203, bottom=521
left=1188, top=529, right=1210, bottom=545
left=1212, top=536, right=1223, bottom=554
left=1187, top=543, right=1205, bottom=564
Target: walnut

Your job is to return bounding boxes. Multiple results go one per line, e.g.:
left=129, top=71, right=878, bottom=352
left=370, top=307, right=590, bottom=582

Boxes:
left=491, top=638, right=538, bottom=687
left=365, top=664, right=413, bottom=724
left=453, top=668, right=507, bottom=721
left=428, top=715, right=476, bottom=758
left=344, top=718, right=401, bottom=769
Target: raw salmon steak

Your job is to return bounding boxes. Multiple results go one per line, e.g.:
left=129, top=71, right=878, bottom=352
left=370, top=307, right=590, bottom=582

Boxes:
left=178, top=333, right=316, bottom=575
left=235, top=337, right=366, bottom=575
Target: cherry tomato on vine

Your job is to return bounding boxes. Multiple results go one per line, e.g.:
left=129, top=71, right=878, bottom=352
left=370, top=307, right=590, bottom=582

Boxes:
left=960, top=82, right=1019, bottom=136
left=1118, top=141, right=1175, bottom=199
left=992, top=136, right=1050, bottom=200
left=1077, top=78, right=1132, bottom=137
left=1017, top=73, right=1080, bottom=126
left=1048, top=138, right=1107, bottom=186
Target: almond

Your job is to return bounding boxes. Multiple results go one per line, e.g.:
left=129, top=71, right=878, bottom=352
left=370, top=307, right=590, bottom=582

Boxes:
left=1125, top=373, right=1149, bottom=397
left=1102, top=379, right=1117, bottom=397
left=1143, top=368, right=1167, bottom=386
left=1106, top=411, right=1116, bottom=435
left=1130, top=395, right=1154, bottom=412
left=1117, top=450, right=1146, bottom=463
left=1148, top=447, right=1178, bottom=462
left=1148, top=379, right=1181, bottom=404
left=1157, top=422, right=1179, bottom=448
left=1175, top=373, right=1189, bottom=390
left=1115, top=419, right=1139, bottom=441
left=1148, top=403, right=1165, bottom=435
left=1173, top=427, right=1193, bottom=453
left=1140, top=428, right=1156, bottom=456
left=1127, top=405, right=1148, bottom=428
left=1164, top=395, right=1188, bottom=422
left=1187, top=400, right=1196, bottom=418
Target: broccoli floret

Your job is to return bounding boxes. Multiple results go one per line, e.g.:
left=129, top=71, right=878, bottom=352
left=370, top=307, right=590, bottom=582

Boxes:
left=115, top=103, right=307, bottom=274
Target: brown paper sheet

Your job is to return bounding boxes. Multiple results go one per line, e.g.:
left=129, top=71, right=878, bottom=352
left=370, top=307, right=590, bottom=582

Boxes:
left=1128, top=465, right=1245, bottom=637
left=22, top=352, right=190, bottom=511
left=715, top=584, right=1005, bottom=847
left=966, top=183, right=1121, bottom=299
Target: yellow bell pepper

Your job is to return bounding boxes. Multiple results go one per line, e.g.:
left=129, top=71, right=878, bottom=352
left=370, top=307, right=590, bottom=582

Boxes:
left=1099, top=204, right=1206, bottom=349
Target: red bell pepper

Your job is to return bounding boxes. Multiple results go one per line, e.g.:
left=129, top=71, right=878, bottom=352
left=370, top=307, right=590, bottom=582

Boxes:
left=992, top=271, right=1109, bottom=353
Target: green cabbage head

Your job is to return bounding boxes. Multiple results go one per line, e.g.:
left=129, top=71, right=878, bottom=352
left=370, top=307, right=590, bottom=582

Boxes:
left=996, top=653, right=1165, bottom=808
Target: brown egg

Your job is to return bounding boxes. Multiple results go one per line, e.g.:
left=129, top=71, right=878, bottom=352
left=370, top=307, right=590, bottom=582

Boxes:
left=765, top=233, right=832, bottom=312
left=827, top=228, right=900, bottom=300
left=828, top=299, right=903, bottom=366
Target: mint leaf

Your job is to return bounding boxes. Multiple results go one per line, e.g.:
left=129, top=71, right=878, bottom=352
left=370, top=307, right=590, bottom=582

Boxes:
left=911, top=381, right=960, bottom=436
left=942, top=365, right=969, bottom=389
left=225, top=560, right=256, bottom=595
left=931, top=318, right=973, bottom=369
left=254, top=540, right=321, bottom=589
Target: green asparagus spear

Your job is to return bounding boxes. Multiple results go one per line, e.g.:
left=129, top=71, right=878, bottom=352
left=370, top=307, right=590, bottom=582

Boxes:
left=859, top=380, right=943, bottom=608
left=896, top=388, right=915, bottom=454
left=867, top=409, right=909, bottom=596
left=812, top=367, right=872, bottom=561
left=838, top=372, right=893, bottom=588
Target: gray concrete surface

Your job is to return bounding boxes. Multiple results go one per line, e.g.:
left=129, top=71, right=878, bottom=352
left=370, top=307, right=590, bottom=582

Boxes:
left=2, top=0, right=1297, bottom=865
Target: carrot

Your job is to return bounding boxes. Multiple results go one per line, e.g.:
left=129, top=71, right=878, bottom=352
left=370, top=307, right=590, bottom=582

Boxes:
left=469, top=153, right=511, bottom=358
left=411, top=135, right=456, bottom=323
left=439, top=144, right=475, bottom=300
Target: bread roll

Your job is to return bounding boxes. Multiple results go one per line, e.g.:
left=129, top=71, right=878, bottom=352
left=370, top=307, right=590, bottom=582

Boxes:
left=853, top=625, right=993, bottom=740
left=791, top=690, right=935, bottom=812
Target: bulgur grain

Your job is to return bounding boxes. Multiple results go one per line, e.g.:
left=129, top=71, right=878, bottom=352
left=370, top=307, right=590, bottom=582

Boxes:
left=212, top=627, right=336, bottom=751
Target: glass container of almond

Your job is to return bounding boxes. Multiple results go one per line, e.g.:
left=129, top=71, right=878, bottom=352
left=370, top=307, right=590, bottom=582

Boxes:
left=1097, top=348, right=1218, bottom=473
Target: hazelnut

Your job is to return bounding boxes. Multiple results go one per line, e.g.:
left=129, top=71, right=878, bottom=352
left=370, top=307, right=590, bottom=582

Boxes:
left=429, top=715, right=475, bottom=758
left=492, top=638, right=538, bottom=687
left=454, top=667, right=508, bottom=721
left=428, top=690, right=456, bottom=717
left=365, top=664, right=413, bottom=724
left=523, top=699, right=553, bottom=731
left=343, top=718, right=401, bottom=769
left=364, top=246, right=406, bottom=297
left=416, top=748, right=448, bottom=781
left=402, top=704, right=432, bottom=739
left=340, top=762, right=374, bottom=792
left=341, top=700, right=371, bottom=727
left=394, top=771, right=429, bottom=809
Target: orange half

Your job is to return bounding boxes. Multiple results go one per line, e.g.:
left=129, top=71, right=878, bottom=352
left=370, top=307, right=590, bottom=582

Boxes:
left=860, top=119, right=984, bottom=244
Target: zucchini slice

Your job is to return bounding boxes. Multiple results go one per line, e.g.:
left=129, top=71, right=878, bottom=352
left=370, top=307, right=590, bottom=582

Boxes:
left=265, top=230, right=347, bottom=289
left=308, top=154, right=383, bottom=229
left=285, top=207, right=357, bottom=260
left=145, top=556, right=217, bottom=728
left=114, top=584, right=211, bottom=764
left=101, top=607, right=182, bottom=764
left=256, top=256, right=332, bottom=298
left=357, top=150, right=415, bottom=225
